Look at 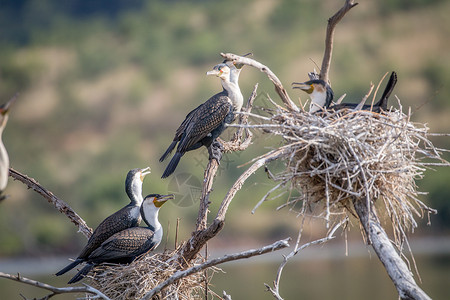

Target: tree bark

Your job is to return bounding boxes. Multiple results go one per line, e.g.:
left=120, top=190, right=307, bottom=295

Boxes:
left=353, top=199, right=431, bottom=300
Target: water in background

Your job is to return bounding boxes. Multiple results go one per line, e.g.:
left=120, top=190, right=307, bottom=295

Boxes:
left=1, top=247, right=448, bottom=299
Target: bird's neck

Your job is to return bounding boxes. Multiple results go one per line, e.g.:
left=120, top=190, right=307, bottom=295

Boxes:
left=126, top=181, right=144, bottom=206
left=221, top=79, right=244, bottom=112
left=229, top=69, right=242, bottom=85
left=141, top=204, right=162, bottom=233
left=309, top=90, right=328, bottom=113
left=0, top=115, right=8, bottom=136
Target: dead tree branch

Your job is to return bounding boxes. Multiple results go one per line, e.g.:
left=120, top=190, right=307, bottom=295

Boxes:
left=353, top=200, right=431, bottom=300
left=196, top=84, right=259, bottom=231
left=220, top=53, right=299, bottom=112
left=0, top=272, right=110, bottom=300
left=8, top=168, right=92, bottom=239
left=195, top=159, right=219, bottom=231
left=178, top=84, right=259, bottom=264
left=320, top=0, right=358, bottom=83
left=265, top=218, right=347, bottom=299
left=143, top=238, right=290, bottom=299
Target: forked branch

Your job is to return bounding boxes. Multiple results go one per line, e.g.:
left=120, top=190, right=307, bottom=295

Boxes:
left=0, top=272, right=110, bottom=300
left=320, top=0, right=358, bottom=83
left=143, top=238, right=290, bottom=299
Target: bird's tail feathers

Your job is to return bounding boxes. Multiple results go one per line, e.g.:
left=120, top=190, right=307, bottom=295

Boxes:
left=55, top=259, right=83, bottom=276
left=161, top=152, right=183, bottom=179
left=67, top=263, right=94, bottom=284
left=159, top=141, right=177, bottom=162
left=375, top=71, right=397, bottom=110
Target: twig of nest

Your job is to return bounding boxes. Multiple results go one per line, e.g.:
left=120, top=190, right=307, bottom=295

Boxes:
left=245, top=99, right=445, bottom=244
left=84, top=246, right=211, bottom=300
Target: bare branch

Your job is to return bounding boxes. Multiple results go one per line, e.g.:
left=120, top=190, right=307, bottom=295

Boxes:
left=9, top=168, right=92, bottom=239
left=220, top=53, right=299, bottom=112
left=320, top=0, right=358, bottom=83
left=178, top=84, right=259, bottom=264
left=143, top=239, right=290, bottom=299
left=216, top=147, right=289, bottom=221
left=195, top=159, right=219, bottom=231
left=0, top=272, right=110, bottom=300
left=353, top=199, right=431, bottom=300
left=266, top=219, right=347, bottom=299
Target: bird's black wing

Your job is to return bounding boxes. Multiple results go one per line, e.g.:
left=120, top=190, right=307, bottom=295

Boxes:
left=177, top=92, right=231, bottom=153
left=78, top=205, right=141, bottom=259
left=88, top=227, right=155, bottom=262
left=174, top=104, right=201, bottom=140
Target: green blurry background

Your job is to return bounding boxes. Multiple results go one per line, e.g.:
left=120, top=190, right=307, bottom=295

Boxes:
left=0, top=0, right=449, bottom=299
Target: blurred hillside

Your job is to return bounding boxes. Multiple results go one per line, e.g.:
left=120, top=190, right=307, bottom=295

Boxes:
left=0, top=0, right=449, bottom=259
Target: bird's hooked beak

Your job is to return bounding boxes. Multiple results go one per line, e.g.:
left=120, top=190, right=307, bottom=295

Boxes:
left=292, top=82, right=314, bottom=94
left=140, top=167, right=151, bottom=182
left=0, top=94, right=19, bottom=116
left=153, top=194, right=174, bottom=208
left=206, top=63, right=226, bottom=77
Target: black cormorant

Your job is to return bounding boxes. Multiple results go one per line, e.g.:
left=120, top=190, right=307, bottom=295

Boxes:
left=56, top=167, right=151, bottom=277
left=160, top=63, right=243, bottom=178
left=0, top=94, right=18, bottom=201
left=292, top=72, right=397, bottom=113
left=67, top=193, right=173, bottom=284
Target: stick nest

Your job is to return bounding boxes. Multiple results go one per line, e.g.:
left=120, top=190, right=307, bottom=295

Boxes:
left=84, top=245, right=206, bottom=300
left=254, top=101, right=445, bottom=241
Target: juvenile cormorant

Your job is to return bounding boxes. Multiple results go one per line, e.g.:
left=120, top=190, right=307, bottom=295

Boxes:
left=56, top=167, right=151, bottom=277
left=160, top=63, right=243, bottom=178
left=0, top=94, right=18, bottom=201
left=67, top=193, right=173, bottom=284
left=292, top=72, right=397, bottom=113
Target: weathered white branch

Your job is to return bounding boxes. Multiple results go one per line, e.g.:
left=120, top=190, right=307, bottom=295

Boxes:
left=353, top=200, right=431, bottom=300
left=143, top=239, right=290, bottom=299
left=220, top=53, right=299, bottom=112
left=320, top=0, right=358, bottom=83
left=0, top=272, right=110, bottom=300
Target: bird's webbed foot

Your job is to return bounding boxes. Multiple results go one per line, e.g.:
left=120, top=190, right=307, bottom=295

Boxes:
left=208, top=140, right=224, bottom=163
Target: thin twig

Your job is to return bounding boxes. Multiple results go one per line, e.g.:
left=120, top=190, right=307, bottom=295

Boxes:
left=266, top=218, right=347, bottom=299
left=0, top=272, right=110, bottom=300
left=143, top=239, right=290, bottom=299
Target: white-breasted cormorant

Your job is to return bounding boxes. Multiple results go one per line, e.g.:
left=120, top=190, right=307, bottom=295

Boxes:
left=56, top=167, right=151, bottom=277
left=292, top=72, right=397, bottom=113
left=0, top=94, right=18, bottom=201
left=67, top=193, right=173, bottom=284
left=160, top=63, right=243, bottom=178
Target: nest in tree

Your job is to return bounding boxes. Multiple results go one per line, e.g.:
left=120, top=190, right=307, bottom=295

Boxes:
left=84, top=245, right=206, bottom=300
left=255, top=100, right=443, bottom=241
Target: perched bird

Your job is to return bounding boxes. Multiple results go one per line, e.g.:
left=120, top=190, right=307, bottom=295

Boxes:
left=292, top=79, right=334, bottom=113
left=160, top=63, right=243, bottom=178
left=67, top=193, right=173, bottom=284
left=0, top=94, right=18, bottom=201
left=292, top=72, right=397, bottom=113
left=56, top=167, right=151, bottom=277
